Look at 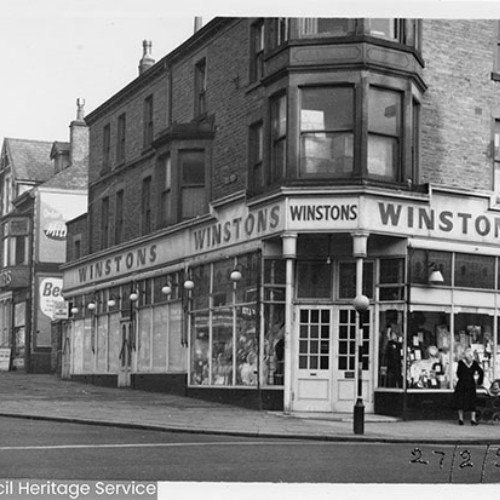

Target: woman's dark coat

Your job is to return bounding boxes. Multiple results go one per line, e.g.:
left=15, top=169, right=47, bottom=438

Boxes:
left=451, top=360, right=484, bottom=411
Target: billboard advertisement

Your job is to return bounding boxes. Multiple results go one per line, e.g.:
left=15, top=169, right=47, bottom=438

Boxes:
left=37, top=190, right=87, bottom=263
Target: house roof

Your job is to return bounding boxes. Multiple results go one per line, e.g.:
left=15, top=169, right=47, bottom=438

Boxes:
left=41, top=160, right=88, bottom=190
left=5, top=138, right=55, bottom=183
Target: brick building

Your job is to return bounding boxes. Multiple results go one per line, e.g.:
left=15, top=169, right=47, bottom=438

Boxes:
left=62, top=18, right=500, bottom=418
left=0, top=102, right=88, bottom=372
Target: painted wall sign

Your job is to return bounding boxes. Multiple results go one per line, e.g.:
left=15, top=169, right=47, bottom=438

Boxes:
left=38, top=190, right=87, bottom=263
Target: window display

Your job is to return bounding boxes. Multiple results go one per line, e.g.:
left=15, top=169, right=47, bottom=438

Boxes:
left=378, top=310, right=404, bottom=388
left=236, top=305, right=258, bottom=386
left=263, top=303, right=285, bottom=385
left=190, top=310, right=209, bottom=385
left=407, top=311, right=451, bottom=389
left=453, top=313, right=493, bottom=388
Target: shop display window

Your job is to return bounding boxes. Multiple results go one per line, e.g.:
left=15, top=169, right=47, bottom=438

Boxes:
left=236, top=305, right=259, bottom=386
left=96, top=315, right=107, bottom=372
left=297, top=261, right=332, bottom=298
left=190, top=310, right=209, bottom=385
left=107, top=313, right=120, bottom=373
left=153, top=305, right=168, bottom=370
left=235, top=253, right=260, bottom=304
left=191, top=264, right=210, bottom=310
left=407, top=311, right=451, bottom=389
left=212, top=260, right=233, bottom=307
left=378, top=309, right=404, bottom=388
left=137, top=308, right=151, bottom=371
left=453, top=313, right=494, bottom=388
left=212, top=308, right=234, bottom=385
left=263, top=303, right=285, bottom=385
left=338, top=261, right=374, bottom=299
left=82, top=318, right=93, bottom=372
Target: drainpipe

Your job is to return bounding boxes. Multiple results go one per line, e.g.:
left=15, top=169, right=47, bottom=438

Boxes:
left=282, top=233, right=297, bottom=414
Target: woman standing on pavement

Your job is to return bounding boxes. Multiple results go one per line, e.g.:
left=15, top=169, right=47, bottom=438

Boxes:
left=451, top=348, right=483, bottom=426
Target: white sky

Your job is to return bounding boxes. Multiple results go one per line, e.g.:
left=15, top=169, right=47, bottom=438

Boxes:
left=0, top=0, right=498, bottom=144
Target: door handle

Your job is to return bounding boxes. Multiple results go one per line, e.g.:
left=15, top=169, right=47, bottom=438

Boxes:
left=310, top=373, right=317, bottom=376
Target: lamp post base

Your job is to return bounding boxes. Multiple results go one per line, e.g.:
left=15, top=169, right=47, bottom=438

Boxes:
left=353, top=398, right=365, bottom=435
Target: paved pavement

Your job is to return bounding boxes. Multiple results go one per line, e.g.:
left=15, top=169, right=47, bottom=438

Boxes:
left=0, top=372, right=499, bottom=444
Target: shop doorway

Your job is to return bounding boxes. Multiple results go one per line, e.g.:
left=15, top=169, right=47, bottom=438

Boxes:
left=118, top=320, right=133, bottom=387
left=292, top=306, right=372, bottom=413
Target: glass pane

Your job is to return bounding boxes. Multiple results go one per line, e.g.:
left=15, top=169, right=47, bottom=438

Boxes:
left=297, top=262, right=332, bottom=298
left=272, top=95, right=287, bottom=136
left=453, top=313, right=494, bottom=389
left=320, top=356, right=329, bottom=369
left=264, top=260, right=286, bottom=285
left=378, top=309, right=403, bottom=388
left=182, top=187, right=206, bottom=219
left=263, top=303, right=285, bottom=386
left=410, top=249, right=452, bottom=285
left=338, top=262, right=374, bottom=299
left=368, top=88, right=401, bottom=136
left=310, top=340, right=318, bottom=354
left=454, top=253, right=495, bottom=289
left=299, top=356, right=307, bottom=369
left=367, top=135, right=397, bottom=179
left=310, top=326, right=319, bottom=338
left=299, top=340, right=308, bottom=353
left=407, top=311, right=451, bottom=390
left=300, top=133, right=353, bottom=176
left=192, top=264, right=210, bottom=310
left=369, top=19, right=396, bottom=39
left=212, top=308, right=233, bottom=385
left=300, top=18, right=354, bottom=36
left=311, top=310, right=319, bottom=323
left=191, top=311, right=210, bottom=385
left=235, top=306, right=258, bottom=386
left=301, top=87, right=353, bottom=131
left=310, top=356, right=318, bottom=369
left=181, top=151, right=204, bottom=183
left=153, top=304, right=168, bottom=370
left=380, top=258, right=404, bottom=284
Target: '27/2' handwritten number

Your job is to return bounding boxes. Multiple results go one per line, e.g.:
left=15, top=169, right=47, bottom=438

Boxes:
left=432, top=450, right=446, bottom=469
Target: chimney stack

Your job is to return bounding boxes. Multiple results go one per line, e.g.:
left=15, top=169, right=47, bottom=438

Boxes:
left=70, top=98, right=89, bottom=167
left=194, top=17, right=203, bottom=33
left=139, top=40, right=155, bottom=75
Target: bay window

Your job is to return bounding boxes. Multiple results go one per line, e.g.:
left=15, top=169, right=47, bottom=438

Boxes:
left=299, top=86, right=354, bottom=177
left=270, top=93, right=287, bottom=183
left=367, top=87, right=402, bottom=180
left=180, top=150, right=206, bottom=220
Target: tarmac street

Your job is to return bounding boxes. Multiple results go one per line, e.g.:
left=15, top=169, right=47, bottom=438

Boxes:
left=0, top=372, right=498, bottom=445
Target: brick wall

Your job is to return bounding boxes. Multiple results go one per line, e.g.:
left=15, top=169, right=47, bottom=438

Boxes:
left=420, top=19, right=499, bottom=189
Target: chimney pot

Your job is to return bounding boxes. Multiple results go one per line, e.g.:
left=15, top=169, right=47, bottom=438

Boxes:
left=139, top=40, right=155, bottom=75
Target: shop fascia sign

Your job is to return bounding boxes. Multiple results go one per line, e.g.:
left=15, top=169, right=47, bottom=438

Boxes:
left=191, top=203, right=282, bottom=252
left=287, top=193, right=500, bottom=244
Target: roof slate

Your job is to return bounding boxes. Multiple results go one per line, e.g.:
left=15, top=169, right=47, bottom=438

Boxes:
left=6, top=138, right=54, bottom=182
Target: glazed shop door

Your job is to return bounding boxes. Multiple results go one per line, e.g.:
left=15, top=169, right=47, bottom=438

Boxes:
left=332, top=307, right=372, bottom=412
left=293, top=307, right=333, bottom=412
left=118, top=320, right=132, bottom=387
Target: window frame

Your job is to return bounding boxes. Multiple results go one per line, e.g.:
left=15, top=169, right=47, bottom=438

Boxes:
left=143, top=94, right=154, bottom=148
left=114, top=189, right=124, bottom=245
left=141, top=176, right=152, bottom=235
left=270, top=92, right=287, bottom=184
left=102, top=123, right=111, bottom=171
left=298, top=85, right=355, bottom=178
left=100, top=196, right=109, bottom=249
left=250, top=19, right=265, bottom=82
left=116, top=113, right=126, bottom=164
left=248, top=121, right=264, bottom=193
left=194, top=58, right=207, bottom=118
left=179, top=149, right=207, bottom=221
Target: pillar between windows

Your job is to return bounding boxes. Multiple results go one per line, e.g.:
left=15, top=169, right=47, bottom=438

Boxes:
left=281, top=233, right=297, bottom=414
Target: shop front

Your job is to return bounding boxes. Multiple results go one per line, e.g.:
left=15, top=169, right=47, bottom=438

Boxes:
left=63, top=187, right=500, bottom=416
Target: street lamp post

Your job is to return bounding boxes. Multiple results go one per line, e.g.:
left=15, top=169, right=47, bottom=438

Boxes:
left=352, top=294, right=369, bottom=435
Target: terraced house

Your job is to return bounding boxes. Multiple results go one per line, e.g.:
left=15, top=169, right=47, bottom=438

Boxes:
left=62, top=18, right=500, bottom=418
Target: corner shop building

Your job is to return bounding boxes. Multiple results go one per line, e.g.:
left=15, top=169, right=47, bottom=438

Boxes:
left=61, top=184, right=500, bottom=417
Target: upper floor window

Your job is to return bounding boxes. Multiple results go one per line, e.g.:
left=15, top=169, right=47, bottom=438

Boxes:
left=270, top=93, right=287, bottom=183
left=2, top=218, right=29, bottom=267
left=299, top=18, right=354, bottom=37
left=117, top=113, right=126, bottom=163
left=368, top=19, right=399, bottom=39
left=367, top=87, right=402, bottom=181
left=273, top=18, right=289, bottom=47
left=141, top=176, right=152, bottom=235
left=250, top=19, right=265, bottom=82
left=160, top=155, right=171, bottom=226
left=194, top=59, right=207, bottom=117
left=73, top=236, right=81, bottom=260
left=102, top=124, right=111, bottom=171
left=115, top=189, right=124, bottom=244
left=299, top=86, right=354, bottom=177
left=101, top=197, right=109, bottom=249
left=143, top=95, right=154, bottom=148
left=249, top=121, right=263, bottom=192
left=179, top=150, right=206, bottom=220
